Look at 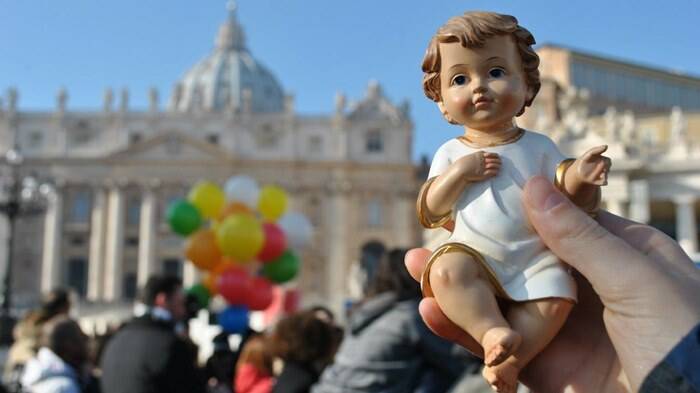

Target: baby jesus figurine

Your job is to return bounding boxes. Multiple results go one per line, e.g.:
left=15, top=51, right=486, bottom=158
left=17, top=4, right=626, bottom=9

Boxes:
left=417, top=12, right=611, bottom=393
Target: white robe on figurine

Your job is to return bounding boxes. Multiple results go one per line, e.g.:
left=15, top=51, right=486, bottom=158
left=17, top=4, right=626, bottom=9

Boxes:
left=428, top=130, right=577, bottom=302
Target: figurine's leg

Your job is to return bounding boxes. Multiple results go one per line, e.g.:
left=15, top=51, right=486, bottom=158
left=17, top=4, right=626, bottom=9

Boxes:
left=428, top=250, right=521, bottom=367
left=482, top=297, right=573, bottom=393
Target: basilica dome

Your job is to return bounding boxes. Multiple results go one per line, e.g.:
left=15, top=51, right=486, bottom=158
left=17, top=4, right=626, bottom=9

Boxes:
left=169, top=3, right=285, bottom=113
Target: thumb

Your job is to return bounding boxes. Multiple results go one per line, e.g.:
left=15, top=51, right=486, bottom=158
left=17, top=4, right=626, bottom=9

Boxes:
left=523, top=176, right=650, bottom=297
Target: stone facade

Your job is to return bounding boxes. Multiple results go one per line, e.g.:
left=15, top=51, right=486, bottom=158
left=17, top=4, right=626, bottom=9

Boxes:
left=0, top=6, right=421, bottom=316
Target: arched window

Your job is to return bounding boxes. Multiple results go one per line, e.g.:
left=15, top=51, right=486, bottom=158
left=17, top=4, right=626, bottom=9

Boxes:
left=70, top=190, right=91, bottom=223
left=257, top=124, right=277, bottom=149
left=123, top=272, right=137, bottom=300
left=163, top=258, right=183, bottom=279
left=308, top=135, right=322, bottom=155
left=67, top=257, right=87, bottom=298
left=127, top=195, right=141, bottom=227
left=366, top=129, right=383, bottom=153
left=360, top=241, right=386, bottom=292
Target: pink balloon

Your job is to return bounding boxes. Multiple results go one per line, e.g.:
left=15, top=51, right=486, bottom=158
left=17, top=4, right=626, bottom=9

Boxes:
left=246, top=277, right=275, bottom=311
left=217, top=267, right=251, bottom=305
left=257, top=223, right=287, bottom=263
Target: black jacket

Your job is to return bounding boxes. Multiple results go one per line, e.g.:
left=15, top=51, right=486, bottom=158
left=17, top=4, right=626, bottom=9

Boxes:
left=273, top=360, right=319, bottom=393
left=99, top=316, right=205, bottom=393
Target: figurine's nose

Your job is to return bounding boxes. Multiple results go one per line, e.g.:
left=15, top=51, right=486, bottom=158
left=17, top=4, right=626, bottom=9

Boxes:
left=472, top=79, right=487, bottom=94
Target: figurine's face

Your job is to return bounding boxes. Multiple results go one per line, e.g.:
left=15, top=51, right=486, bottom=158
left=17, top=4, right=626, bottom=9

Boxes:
left=437, top=35, right=532, bottom=131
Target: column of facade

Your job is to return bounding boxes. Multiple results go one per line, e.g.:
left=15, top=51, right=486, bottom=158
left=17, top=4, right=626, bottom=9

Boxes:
left=87, top=187, right=107, bottom=301
left=41, top=189, right=63, bottom=293
left=0, top=216, right=7, bottom=291
left=325, top=176, right=350, bottom=319
left=393, top=190, right=415, bottom=248
left=628, top=180, right=650, bottom=224
left=137, top=186, right=158, bottom=287
left=674, top=195, right=698, bottom=256
left=182, top=263, right=201, bottom=288
left=604, top=198, right=627, bottom=218
left=103, top=186, right=124, bottom=301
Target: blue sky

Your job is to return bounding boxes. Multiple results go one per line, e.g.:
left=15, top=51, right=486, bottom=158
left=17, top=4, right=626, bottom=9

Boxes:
left=1, top=0, right=699, bottom=161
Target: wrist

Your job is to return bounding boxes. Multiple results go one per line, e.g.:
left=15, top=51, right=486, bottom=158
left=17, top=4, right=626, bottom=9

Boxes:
left=453, top=159, right=477, bottom=185
left=555, top=158, right=577, bottom=196
left=555, top=159, right=601, bottom=216
left=417, top=178, right=452, bottom=228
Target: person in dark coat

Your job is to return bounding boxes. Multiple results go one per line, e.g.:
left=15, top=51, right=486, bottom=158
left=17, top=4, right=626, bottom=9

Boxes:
left=203, top=332, right=236, bottom=393
left=99, top=275, right=205, bottom=393
left=311, top=249, right=478, bottom=393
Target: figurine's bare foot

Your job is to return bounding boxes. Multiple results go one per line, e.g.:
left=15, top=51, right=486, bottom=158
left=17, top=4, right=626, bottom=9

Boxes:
left=483, top=361, right=520, bottom=393
left=482, top=327, right=521, bottom=366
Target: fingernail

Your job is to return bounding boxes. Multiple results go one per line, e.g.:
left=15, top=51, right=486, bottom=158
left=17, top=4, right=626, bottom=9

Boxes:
left=527, top=176, right=566, bottom=212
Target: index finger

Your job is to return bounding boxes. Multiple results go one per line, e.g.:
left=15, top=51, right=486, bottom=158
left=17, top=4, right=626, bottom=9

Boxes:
left=584, top=145, right=608, bottom=158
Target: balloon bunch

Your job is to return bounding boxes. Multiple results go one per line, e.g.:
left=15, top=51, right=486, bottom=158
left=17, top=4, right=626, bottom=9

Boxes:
left=166, top=176, right=313, bottom=333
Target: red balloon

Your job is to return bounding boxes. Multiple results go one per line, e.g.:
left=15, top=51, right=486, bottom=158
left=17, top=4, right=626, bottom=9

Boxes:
left=257, top=223, right=287, bottom=263
left=246, top=277, right=274, bottom=311
left=217, top=267, right=251, bottom=305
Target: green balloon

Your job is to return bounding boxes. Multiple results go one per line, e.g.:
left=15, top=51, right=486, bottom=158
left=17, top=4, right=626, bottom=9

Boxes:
left=167, top=200, right=202, bottom=236
left=262, top=251, right=299, bottom=283
left=187, top=283, right=211, bottom=309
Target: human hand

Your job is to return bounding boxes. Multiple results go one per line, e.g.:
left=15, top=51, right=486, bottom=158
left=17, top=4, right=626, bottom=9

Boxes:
left=406, top=176, right=700, bottom=392
left=573, top=145, right=611, bottom=186
left=456, top=151, right=501, bottom=182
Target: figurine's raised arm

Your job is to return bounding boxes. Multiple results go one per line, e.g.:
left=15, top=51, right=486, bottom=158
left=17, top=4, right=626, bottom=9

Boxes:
left=556, top=145, right=612, bottom=214
left=418, top=151, right=501, bottom=228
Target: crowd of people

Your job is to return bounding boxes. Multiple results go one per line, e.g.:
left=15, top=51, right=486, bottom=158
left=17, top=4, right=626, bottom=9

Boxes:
left=0, top=247, right=479, bottom=393
left=0, top=177, right=698, bottom=392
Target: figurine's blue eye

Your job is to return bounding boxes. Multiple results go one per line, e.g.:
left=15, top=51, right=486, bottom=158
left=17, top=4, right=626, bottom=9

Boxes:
left=452, top=75, right=467, bottom=86
left=489, top=68, right=506, bottom=78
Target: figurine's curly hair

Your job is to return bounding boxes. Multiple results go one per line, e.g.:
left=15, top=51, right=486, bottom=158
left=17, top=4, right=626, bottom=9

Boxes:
left=421, top=11, right=540, bottom=117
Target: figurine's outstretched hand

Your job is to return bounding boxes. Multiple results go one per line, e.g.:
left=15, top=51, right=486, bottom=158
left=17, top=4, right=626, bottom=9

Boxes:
left=406, top=176, right=700, bottom=392
left=575, top=145, right=611, bottom=186
left=457, top=151, right=501, bottom=182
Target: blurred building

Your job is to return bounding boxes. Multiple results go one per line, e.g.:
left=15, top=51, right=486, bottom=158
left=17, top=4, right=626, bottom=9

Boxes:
left=526, top=44, right=700, bottom=117
left=426, top=44, right=700, bottom=262
left=0, top=5, right=421, bottom=315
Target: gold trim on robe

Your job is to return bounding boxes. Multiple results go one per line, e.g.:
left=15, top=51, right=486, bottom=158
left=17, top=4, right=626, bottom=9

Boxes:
left=416, top=177, right=453, bottom=229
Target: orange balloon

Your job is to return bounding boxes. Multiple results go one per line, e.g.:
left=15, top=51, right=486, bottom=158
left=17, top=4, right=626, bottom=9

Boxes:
left=203, top=260, right=233, bottom=294
left=219, top=202, right=254, bottom=221
left=185, top=229, right=222, bottom=271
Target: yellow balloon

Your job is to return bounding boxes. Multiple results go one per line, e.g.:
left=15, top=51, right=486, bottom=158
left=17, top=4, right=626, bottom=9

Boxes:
left=188, top=181, right=225, bottom=219
left=258, top=185, right=288, bottom=221
left=216, top=214, right=264, bottom=262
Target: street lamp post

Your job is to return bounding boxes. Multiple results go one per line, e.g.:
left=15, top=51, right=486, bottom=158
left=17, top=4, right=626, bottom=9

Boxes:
left=0, top=149, right=50, bottom=345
